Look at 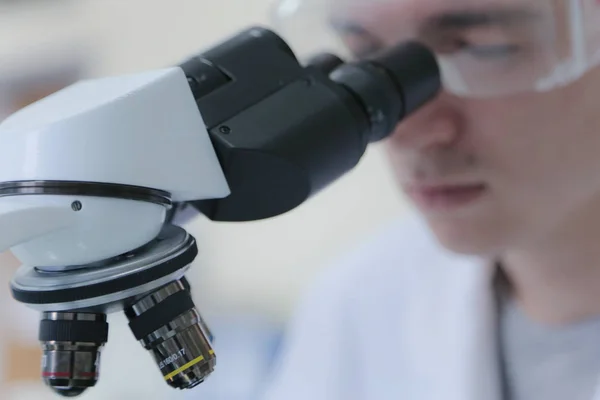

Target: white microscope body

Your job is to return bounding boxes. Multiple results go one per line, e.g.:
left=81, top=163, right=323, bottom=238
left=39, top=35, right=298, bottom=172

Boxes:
left=0, top=67, right=229, bottom=269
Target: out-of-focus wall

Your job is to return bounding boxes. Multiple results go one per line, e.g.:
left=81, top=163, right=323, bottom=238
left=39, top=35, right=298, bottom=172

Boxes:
left=0, top=1, right=411, bottom=399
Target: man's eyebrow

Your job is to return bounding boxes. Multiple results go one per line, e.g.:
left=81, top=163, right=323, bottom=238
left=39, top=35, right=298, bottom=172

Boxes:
left=328, top=19, right=385, bottom=57
left=425, top=7, right=539, bottom=30
left=329, top=19, right=380, bottom=41
left=327, top=7, right=538, bottom=57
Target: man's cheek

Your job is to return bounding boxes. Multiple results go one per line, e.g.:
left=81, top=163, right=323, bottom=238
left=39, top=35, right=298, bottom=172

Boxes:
left=381, top=145, right=413, bottom=183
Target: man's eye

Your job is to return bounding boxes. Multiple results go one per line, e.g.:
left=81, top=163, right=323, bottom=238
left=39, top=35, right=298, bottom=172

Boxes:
left=464, top=44, right=521, bottom=59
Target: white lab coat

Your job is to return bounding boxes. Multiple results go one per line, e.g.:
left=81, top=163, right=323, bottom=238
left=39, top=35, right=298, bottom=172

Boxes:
left=260, top=214, right=600, bottom=400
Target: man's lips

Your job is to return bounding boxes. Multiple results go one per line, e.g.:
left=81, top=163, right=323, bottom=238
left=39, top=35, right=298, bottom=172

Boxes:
left=404, top=183, right=488, bottom=210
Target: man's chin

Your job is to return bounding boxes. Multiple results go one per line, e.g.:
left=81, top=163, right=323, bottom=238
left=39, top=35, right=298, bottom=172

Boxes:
left=423, top=216, right=505, bottom=258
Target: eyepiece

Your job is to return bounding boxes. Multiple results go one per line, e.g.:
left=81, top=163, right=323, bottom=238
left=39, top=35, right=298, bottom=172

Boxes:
left=368, top=41, right=441, bottom=118
left=330, top=41, right=441, bottom=142
left=38, top=312, right=108, bottom=397
left=306, top=52, right=344, bottom=74
left=125, top=278, right=216, bottom=389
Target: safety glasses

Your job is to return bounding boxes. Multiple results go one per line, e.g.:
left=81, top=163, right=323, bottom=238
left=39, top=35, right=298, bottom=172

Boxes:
left=271, top=0, right=600, bottom=98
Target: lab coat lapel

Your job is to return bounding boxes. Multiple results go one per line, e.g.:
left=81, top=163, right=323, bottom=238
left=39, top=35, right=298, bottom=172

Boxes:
left=592, top=374, right=600, bottom=399
left=424, top=257, right=503, bottom=400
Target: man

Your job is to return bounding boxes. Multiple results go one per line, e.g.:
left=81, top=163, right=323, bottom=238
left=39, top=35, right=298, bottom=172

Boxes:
left=262, top=0, right=600, bottom=399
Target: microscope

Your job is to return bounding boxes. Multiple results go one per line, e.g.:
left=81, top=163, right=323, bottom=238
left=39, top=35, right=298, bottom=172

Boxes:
left=0, top=26, right=440, bottom=397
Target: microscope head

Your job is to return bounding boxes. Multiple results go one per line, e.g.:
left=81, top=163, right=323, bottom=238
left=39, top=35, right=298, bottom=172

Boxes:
left=0, top=67, right=229, bottom=268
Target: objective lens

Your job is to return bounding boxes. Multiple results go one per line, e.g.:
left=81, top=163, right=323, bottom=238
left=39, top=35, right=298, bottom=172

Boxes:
left=38, top=312, right=109, bottom=397
left=125, top=278, right=216, bottom=389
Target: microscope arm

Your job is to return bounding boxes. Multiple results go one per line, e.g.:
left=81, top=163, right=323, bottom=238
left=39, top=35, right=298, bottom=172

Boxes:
left=0, top=26, right=440, bottom=258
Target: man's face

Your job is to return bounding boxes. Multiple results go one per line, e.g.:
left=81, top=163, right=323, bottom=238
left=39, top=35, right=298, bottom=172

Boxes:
left=333, top=0, right=600, bottom=256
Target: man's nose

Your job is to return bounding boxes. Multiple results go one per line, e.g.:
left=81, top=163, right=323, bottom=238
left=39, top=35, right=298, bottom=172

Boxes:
left=390, top=93, right=462, bottom=150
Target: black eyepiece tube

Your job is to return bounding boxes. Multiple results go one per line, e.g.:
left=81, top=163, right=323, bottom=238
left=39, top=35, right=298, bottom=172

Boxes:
left=183, top=27, right=441, bottom=222
left=330, top=41, right=441, bottom=142
left=368, top=41, right=441, bottom=119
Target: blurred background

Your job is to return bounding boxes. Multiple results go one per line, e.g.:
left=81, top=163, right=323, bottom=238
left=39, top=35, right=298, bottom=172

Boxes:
left=0, top=0, right=411, bottom=398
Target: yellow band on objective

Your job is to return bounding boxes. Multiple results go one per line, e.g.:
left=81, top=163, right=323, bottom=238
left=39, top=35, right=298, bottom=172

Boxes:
left=163, top=350, right=215, bottom=381
left=163, top=356, right=205, bottom=381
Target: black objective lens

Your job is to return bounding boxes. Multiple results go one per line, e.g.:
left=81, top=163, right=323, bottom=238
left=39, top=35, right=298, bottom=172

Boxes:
left=125, top=278, right=216, bottom=389
left=38, top=312, right=109, bottom=397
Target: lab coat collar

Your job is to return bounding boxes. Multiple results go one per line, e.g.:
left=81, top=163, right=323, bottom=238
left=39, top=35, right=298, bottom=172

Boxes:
left=414, top=254, right=502, bottom=400
left=450, top=258, right=503, bottom=400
